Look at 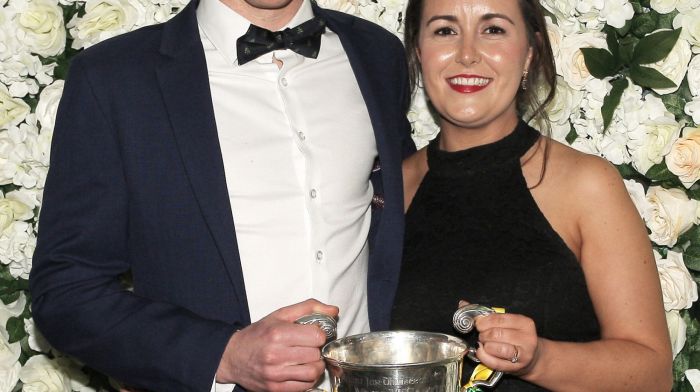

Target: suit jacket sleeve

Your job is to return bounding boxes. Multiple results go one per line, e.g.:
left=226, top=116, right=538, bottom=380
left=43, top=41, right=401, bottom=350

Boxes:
left=30, top=56, right=238, bottom=392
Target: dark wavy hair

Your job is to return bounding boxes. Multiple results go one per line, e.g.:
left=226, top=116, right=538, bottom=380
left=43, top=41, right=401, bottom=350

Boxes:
left=403, top=0, right=557, bottom=124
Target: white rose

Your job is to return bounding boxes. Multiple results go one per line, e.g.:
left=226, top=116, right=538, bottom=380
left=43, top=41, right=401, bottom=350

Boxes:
left=651, top=0, right=680, bottom=13
left=0, top=361, right=20, bottom=392
left=677, top=0, right=700, bottom=12
left=666, top=310, right=687, bottom=358
left=571, top=133, right=601, bottom=155
left=631, top=113, right=682, bottom=174
left=656, top=250, right=699, bottom=310
left=0, top=329, right=21, bottom=392
left=645, top=31, right=692, bottom=95
left=541, top=0, right=582, bottom=34
left=24, top=318, right=51, bottom=353
left=0, top=195, right=33, bottom=232
left=674, top=9, right=700, bottom=53
left=55, top=357, right=94, bottom=392
left=0, top=221, right=35, bottom=279
left=0, top=52, right=42, bottom=98
left=686, top=368, right=700, bottom=391
left=0, top=83, right=30, bottom=130
left=408, top=88, right=439, bottom=149
left=315, top=0, right=356, bottom=14
left=556, top=32, right=607, bottom=90
left=36, top=80, right=63, bottom=132
left=19, top=355, right=72, bottom=392
left=666, top=127, right=700, bottom=188
left=598, top=121, right=633, bottom=164
left=687, top=97, right=700, bottom=124
left=619, top=82, right=646, bottom=130
left=542, top=76, right=582, bottom=126
left=624, top=179, right=651, bottom=218
left=67, top=0, right=148, bottom=49
left=0, top=7, right=24, bottom=60
left=575, top=0, right=606, bottom=31
left=599, top=0, right=634, bottom=29
left=644, top=185, right=700, bottom=246
left=13, top=0, right=66, bottom=57
left=688, top=55, right=700, bottom=97
left=545, top=17, right=563, bottom=59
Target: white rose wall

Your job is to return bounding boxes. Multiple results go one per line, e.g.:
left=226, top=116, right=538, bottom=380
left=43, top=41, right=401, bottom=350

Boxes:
left=0, top=0, right=699, bottom=390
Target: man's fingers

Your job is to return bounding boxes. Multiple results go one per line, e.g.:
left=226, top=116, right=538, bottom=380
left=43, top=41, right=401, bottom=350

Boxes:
left=263, top=322, right=328, bottom=347
left=280, top=360, right=326, bottom=382
left=275, top=299, right=339, bottom=322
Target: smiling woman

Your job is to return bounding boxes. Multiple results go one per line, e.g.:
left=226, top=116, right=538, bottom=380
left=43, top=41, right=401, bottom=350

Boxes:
left=415, top=0, right=533, bottom=143
left=390, top=0, right=674, bottom=390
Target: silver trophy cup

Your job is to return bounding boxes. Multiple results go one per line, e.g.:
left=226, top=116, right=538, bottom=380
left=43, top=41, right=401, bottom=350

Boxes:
left=297, top=304, right=503, bottom=392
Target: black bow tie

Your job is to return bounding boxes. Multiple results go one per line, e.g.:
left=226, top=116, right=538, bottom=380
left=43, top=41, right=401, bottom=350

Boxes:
left=236, top=17, right=326, bottom=65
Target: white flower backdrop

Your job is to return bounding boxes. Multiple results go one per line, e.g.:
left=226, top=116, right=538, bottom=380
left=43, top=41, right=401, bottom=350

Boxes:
left=0, top=0, right=699, bottom=390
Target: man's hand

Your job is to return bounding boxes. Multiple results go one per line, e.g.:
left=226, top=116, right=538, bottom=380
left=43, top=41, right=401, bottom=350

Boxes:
left=216, top=299, right=339, bottom=392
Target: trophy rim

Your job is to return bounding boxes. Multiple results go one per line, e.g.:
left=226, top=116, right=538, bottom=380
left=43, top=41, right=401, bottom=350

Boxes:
left=321, top=330, right=469, bottom=369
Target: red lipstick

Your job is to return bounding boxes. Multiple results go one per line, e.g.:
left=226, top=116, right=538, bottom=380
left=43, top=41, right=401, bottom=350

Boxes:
left=447, top=74, right=491, bottom=93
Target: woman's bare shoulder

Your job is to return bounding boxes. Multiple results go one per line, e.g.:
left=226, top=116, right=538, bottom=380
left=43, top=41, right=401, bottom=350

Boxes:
left=546, top=139, right=624, bottom=193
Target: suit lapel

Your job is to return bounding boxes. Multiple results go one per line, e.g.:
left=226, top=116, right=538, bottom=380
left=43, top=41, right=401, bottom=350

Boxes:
left=156, top=0, right=250, bottom=324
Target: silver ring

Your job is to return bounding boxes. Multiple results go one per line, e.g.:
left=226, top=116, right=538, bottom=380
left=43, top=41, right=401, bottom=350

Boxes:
left=510, top=346, right=520, bottom=363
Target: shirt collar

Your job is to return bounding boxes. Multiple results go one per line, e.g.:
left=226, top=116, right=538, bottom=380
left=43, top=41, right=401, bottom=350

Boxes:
left=197, top=0, right=315, bottom=66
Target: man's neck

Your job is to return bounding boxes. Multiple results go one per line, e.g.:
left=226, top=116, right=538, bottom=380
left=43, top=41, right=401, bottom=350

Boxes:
left=219, top=0, right=303, bottom=30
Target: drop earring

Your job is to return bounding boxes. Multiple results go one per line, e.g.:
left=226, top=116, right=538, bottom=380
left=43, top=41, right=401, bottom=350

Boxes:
left=521, top=70, right=529, bottom=90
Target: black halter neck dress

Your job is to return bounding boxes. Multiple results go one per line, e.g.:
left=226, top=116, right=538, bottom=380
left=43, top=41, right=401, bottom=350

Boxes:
left=390, top=121, right=600, bottom=391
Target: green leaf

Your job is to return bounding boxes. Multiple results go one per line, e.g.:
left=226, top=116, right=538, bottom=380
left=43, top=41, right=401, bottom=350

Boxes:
left=645, top=161, right=677, bottom=181
left=0, top=278, right=29, bottom=305
left=619, top=35, right=640, bottom=64
left=581, top=48, right=619, bottom=78
left=630, top=0, right=645, bottom=12
left=631, top=12, right=659, bottom=38
left=0, top=291, right=20, bottom=305
left=603, top=25, right=621, bottom=60
left=616, top=163, right=646, bottom=182
left=601, top=78, right=629, bottom=131
left=565, top=126, right=577, bottom=145
left=616, top=18, right=634, bottom=37
left=629, top=64, right=677, bottom=89
left=632, top=28, right=681, bottom=64
left=6, top=316, right=24, bottom=344
left=688, top=184, right=700, bottom=200
left=658, top=10, right=679, bottom=30
left=685, top=245, right=700, bottom=272
left=661, top=92, right=688, bottom=119
left=678, top=225, right=700, bottom=247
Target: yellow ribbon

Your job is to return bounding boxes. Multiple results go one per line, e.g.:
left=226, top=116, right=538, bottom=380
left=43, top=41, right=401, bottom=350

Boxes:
left=464, top=307, right=506, bottom=391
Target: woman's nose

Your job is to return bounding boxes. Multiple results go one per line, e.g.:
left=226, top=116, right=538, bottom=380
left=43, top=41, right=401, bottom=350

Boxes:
left=456, top=37, right=481, bottom=66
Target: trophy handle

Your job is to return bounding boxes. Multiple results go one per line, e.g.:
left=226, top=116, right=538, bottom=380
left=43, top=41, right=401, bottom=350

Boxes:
left=295, top=313, right=338, bottom=343
left=453, top=304, right=504, bottom=390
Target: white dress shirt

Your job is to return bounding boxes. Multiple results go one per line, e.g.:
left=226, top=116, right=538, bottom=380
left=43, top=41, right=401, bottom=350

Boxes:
left=197, top=0, right=377, bottom=389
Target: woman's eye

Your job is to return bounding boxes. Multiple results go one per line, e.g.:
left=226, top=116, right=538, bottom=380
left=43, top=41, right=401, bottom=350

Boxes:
left=484, top=25, right=505, bottom=34
left=434, top=27, right=456, bottom=36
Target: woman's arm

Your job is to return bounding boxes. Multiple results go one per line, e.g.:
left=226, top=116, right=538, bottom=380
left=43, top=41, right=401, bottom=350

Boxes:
left=476, top=153, right=673, bottom=391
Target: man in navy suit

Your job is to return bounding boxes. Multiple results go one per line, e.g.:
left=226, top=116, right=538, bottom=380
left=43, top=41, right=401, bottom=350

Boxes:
left=29, top=0, right=414, bottom=390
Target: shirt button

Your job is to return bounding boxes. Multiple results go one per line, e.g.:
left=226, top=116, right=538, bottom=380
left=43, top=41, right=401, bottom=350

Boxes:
left=280, top=77, right=288, bottom=87
left=316, top=250, right=324, bottom=262
left=298, top=131, right=306, bottom=141
left=310, top=189, right=317, bottom=198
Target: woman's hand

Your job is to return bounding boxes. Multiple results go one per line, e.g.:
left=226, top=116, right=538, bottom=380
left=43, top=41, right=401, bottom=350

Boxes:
left=474, top=312, right=541, bottom=376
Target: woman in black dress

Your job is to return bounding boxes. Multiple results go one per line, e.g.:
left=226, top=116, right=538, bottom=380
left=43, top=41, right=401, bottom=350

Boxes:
left=390, top=0, right=673, bottom=390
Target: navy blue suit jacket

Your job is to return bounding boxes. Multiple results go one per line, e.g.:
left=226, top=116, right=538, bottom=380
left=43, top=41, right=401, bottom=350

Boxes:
left=29, top=0, right=415, bottom=390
